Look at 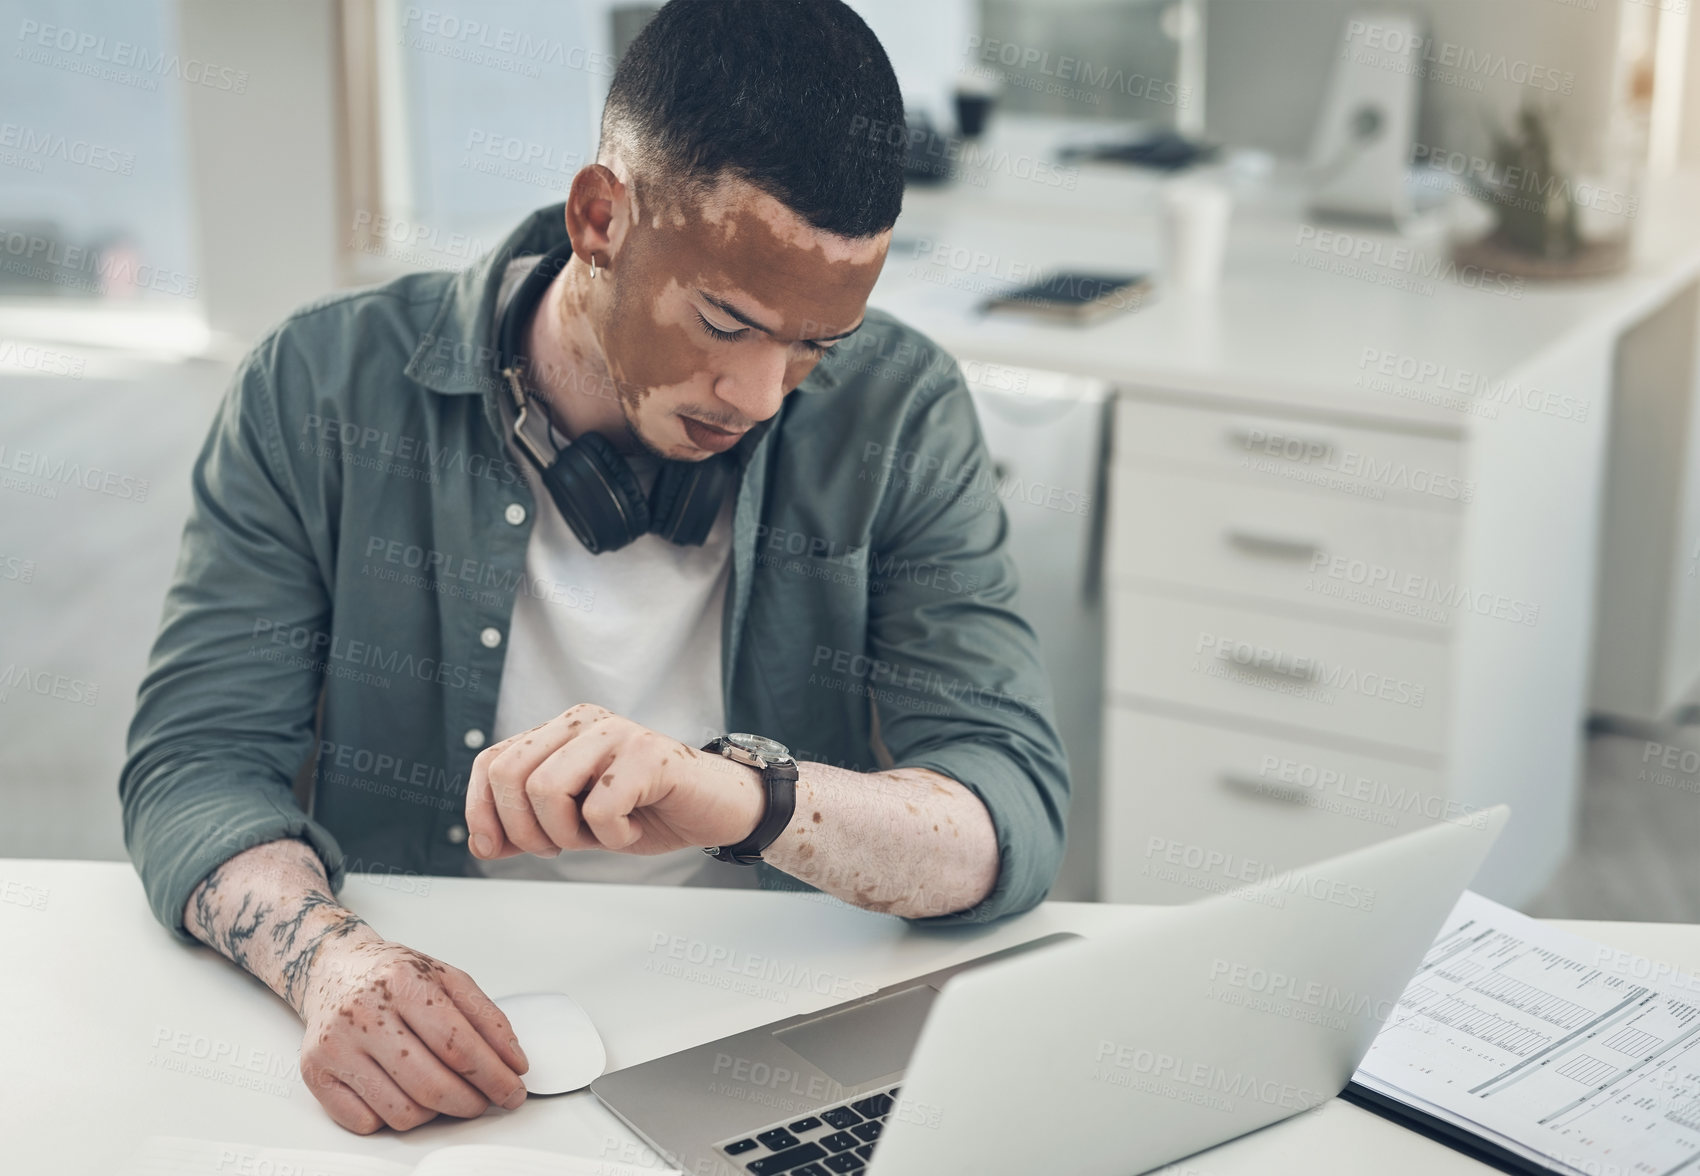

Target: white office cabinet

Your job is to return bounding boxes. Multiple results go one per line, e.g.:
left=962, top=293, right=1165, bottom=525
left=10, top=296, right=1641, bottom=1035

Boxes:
left=1102, top=710, right=1450, bottom=904
left=1108, top=590, right=1453, bottom=754
left=1109, top=398, right=1471, bottom=506
left=1109, top=468, right=1462, bottom=626
left=1101, top=392, right=1471, bottom=902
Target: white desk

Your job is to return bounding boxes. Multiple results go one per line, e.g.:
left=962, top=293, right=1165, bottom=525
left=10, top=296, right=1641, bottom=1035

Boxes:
left=9, top=862, right=1700, bottom=1176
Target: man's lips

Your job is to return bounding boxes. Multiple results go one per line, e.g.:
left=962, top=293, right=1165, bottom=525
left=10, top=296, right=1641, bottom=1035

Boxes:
left=680, top=416, right=747, bottom=453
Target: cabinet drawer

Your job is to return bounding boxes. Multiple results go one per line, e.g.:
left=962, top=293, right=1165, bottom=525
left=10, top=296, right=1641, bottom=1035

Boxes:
left=1107, top=590, right=1450, bottom=754
left=1113, top=396, right=1470, bottom=510
left=1108, top=466, right=1462, bottom=628
left=1100, top=708, right=1455, bottom=904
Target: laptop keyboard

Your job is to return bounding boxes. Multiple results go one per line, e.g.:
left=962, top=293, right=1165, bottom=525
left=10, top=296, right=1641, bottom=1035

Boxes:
left=715, top=1086, right=897, bottom=1174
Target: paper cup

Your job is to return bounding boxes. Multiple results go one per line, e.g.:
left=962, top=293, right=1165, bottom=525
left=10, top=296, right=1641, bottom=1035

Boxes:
left=1162, top=178, right=1233, bottom=295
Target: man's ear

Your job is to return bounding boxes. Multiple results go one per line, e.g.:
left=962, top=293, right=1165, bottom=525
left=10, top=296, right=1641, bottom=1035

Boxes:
left=564, top=164, right=630, bottom=268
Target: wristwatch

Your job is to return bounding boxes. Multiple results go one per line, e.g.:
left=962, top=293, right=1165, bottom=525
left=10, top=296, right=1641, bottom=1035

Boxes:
left=701, top=733, right=798, bottom=865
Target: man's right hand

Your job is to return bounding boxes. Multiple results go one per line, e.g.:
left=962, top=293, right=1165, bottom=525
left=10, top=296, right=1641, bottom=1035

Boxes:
left=182, top=838, right=529, bottom=1134
left=298, top=936, right=532, bottom=1133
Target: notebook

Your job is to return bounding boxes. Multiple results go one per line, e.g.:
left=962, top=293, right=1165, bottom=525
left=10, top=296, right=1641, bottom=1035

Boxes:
left=1347, top=890, right=1700, bottom=1176
left=117, top=1136, right=681, bottom=1176
left=978, top=270, right=1152, bottom=324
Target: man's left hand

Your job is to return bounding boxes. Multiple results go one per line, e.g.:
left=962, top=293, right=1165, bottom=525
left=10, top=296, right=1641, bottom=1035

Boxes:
left=464, top=704, right=765, bottom=860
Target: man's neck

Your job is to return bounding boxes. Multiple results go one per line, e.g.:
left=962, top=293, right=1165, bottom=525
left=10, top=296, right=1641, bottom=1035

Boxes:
left=523, top=264, right=638, bottom=453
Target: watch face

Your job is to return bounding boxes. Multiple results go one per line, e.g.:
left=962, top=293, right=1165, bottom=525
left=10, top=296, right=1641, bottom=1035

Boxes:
left=725, top=732, right=791, bottom=761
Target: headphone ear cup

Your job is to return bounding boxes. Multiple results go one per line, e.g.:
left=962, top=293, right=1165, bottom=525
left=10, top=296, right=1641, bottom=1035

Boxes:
left=544, top=432, right=651, bottom=554
left=650, top=455, right=736, bottom=546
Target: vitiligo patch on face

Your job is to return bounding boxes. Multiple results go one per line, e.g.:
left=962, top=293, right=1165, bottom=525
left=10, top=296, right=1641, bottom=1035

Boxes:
left=597, top=175, right=888, bottom=437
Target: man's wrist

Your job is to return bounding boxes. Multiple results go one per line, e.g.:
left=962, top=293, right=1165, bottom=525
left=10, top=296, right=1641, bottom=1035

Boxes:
left=699, top=741, right=799, bottom=864
left=717, top=754, right=767, bottom=845
left=280, top=907, right=384, bottom=1016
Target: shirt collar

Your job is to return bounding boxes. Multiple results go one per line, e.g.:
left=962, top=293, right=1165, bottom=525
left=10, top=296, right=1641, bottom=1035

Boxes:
left=404, top=204, right=565, bottom=396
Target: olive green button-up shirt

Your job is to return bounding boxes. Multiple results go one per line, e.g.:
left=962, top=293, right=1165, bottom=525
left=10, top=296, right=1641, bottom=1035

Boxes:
left=120, top=204, right=1071, bottom=940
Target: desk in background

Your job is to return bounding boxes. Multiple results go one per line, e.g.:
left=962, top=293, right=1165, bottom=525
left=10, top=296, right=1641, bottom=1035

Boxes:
left=875, top=115, right=1700, bottom=908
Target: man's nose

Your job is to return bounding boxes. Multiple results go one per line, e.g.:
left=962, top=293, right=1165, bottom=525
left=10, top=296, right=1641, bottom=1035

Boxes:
left=711, top=341, right=790, bottom=422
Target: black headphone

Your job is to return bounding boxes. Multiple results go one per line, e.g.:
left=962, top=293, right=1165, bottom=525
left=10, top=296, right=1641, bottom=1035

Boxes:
left=497, top=240, right=738, bottom=555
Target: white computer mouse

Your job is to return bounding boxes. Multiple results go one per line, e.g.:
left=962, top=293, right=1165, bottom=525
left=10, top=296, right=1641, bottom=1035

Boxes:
left=493, top=991, right=607, bottom=1095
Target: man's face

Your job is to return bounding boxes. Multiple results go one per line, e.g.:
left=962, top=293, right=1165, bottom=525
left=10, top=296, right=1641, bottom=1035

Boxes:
left=597, top=176, right=888, bottom=461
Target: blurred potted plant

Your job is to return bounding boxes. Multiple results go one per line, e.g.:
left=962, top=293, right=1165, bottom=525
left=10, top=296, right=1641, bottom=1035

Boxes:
left=1480, top=104, right=1580, bottom=259
left=1453, top=99, right=1631, bottom=279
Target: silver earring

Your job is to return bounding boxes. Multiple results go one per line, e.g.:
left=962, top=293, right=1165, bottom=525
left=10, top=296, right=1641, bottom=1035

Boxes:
left=590, top=254, right=599, bottom=280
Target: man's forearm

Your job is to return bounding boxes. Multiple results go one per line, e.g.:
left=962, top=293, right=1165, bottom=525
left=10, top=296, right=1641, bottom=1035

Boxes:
left=183, top=838, right=380, bottom=1014
left=759, top=764, right=999, bottom=918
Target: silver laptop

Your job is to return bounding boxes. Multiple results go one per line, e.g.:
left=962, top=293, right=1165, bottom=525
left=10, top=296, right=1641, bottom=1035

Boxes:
left=592, top=806, right=1509, bottom=1176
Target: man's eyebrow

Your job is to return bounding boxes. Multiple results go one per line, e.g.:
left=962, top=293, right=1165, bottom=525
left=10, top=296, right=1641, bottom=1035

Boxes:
left=698, top=291, right=862, bottom=342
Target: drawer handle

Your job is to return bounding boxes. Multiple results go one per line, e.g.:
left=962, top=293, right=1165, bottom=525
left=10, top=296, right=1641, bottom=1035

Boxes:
left=1220, top=772, right=1314, bottom=805
left=1214, top=646, right=1320, bottom=682
left=1224, top=424, right=1335, bottom=459
left=1223, top=529, right=1322, bottom=561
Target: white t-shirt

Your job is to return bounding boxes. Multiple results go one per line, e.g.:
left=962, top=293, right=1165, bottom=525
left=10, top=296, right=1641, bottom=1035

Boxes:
left=474, top=259, right=756, bottom=890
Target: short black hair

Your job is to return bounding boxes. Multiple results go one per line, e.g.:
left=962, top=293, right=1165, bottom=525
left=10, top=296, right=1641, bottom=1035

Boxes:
left=600, top=0, right=906, bottom=238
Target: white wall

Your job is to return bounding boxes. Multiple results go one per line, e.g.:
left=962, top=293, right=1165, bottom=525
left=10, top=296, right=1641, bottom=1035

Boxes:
left=844, top=0, right=979, bottom=129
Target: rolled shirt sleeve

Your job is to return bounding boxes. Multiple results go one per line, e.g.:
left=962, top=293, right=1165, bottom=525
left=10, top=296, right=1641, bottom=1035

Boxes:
left=862, top=362, right=1073, bottom=926
left=120, top=336, right=347, bottom=941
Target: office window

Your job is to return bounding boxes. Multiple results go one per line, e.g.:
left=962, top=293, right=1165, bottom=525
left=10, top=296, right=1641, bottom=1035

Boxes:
left=347, top=0, right=606, bottom=280
left=0, top=0, right=196, bottom=301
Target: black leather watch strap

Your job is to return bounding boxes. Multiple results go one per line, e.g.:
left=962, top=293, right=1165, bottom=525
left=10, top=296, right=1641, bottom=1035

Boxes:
left=701, top=738, right=798, bottom=865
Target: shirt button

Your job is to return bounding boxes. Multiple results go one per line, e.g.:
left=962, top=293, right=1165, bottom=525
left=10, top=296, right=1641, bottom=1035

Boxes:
left=480, top=626, right=502, bottom=648
left=446, top=824, right=468, bottom=845
left=463, top=728, right=486, bottom=749
left=504, top=503, right=526, bottom=525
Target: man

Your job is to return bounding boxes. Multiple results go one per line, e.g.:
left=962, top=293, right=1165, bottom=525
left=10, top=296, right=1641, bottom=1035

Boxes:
left=121, top=0, right=1069, bottom=1137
